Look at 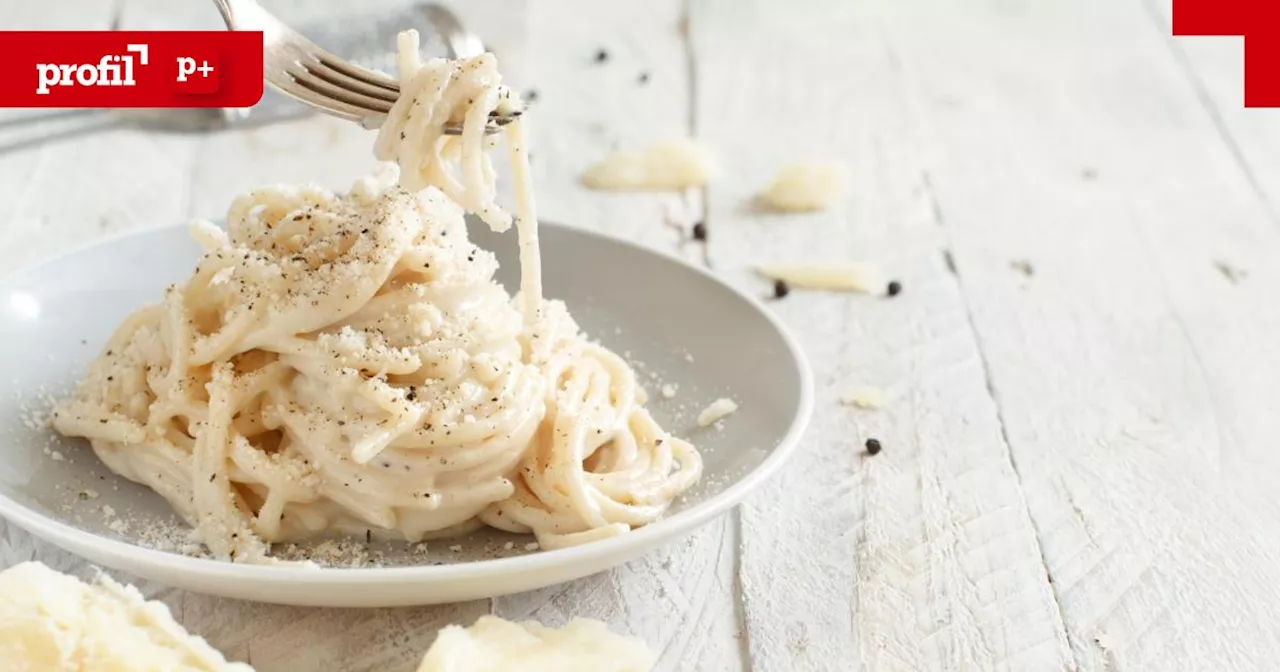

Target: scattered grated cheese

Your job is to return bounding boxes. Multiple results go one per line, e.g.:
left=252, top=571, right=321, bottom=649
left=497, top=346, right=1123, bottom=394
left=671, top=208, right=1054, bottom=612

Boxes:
left=450, top=545, right=463, bottom=552
left=524, top=542, right=539, bottom=551
left=759, top=163, right=849, bottom=212
left=661, top=384, right=677, bottom=399
left=503, top=541, right=514, bottom=551
left=697, top=398, right=739, bottom=427
left=756, top=262, right=880, bottom=293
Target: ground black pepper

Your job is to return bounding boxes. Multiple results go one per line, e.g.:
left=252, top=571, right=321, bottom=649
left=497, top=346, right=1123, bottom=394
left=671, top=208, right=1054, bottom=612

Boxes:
left=692, top=222, right=707, bottom=241
left=594, top=48, right=609, bottom=63
left=886, top=281, right=902, bottom=297
left=773, top=280, right=791, bottom=299
left=865, top=438, right=882, bottom=455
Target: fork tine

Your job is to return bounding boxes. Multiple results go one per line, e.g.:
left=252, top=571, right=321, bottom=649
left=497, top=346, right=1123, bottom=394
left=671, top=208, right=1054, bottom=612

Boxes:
left=316, top=54, right=399, bottom=94
left=227, top=0, right=520, bottom=134
left=284, top=63, right=394, bottom=114
left=302, top=59, right=398, bottom=105
left=266, top=74, right=369, bottom=123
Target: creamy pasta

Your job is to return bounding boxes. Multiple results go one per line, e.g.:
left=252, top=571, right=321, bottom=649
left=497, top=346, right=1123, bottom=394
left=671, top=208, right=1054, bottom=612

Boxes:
left=53, top=30, right=702, bottom=562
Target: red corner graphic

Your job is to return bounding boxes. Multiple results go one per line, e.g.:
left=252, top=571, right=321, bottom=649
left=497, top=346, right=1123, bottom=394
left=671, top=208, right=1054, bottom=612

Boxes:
left=1173, top=0, right=1280, bottom=107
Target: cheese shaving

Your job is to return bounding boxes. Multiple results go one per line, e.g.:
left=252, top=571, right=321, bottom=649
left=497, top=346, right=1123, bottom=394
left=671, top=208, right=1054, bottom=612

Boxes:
left=756, top=263, right=880, bottom=293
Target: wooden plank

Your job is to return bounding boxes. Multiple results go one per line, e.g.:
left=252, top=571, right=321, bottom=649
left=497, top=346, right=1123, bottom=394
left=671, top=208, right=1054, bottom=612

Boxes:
left=493, top=2, right=743, bottom=670
left=688, top=1, right=1074, bottom=670
left=872, top=0, right=1280, bottom=668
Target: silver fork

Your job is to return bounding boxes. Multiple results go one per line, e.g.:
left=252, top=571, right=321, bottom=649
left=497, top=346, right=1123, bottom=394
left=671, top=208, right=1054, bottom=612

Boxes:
left=213, top=0, right=521, bottom=134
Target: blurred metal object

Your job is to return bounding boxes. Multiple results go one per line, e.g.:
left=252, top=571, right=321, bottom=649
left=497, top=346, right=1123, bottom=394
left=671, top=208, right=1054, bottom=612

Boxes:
left=214, top=0, right=519, bottom=134
left=215, top=3, right=469, bottom=131
left=422, top=4, right=486, bottom=58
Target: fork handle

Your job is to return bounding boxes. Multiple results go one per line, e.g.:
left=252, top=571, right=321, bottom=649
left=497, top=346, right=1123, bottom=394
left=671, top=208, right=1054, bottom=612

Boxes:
left=212, top=0, right=237, bottom=30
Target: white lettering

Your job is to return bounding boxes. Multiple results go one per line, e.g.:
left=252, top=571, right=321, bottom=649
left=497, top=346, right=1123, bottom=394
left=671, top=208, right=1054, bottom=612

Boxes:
left=176, top=57, right=196, bottom=82
left=33, top=44, right=152, bottom=95
left=96, top=55, right=121, bottom=86
left=126, top=44, right=148, bottom=66
left=35, top=64, right=59, bottom=94
left=75, top=63, right=97, bottom=86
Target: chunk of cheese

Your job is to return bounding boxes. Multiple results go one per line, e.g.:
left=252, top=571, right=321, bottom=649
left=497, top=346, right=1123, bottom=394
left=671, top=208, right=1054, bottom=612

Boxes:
left=759, top=163, right=849, bottom=212
left=581, top=140, right=717, bottom=190
left=0, top=562, right=252, bottom=672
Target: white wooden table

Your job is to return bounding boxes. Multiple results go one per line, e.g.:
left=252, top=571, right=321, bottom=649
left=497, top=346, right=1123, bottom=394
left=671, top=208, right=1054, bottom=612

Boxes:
left=4, top=0, right=1280, bottom=670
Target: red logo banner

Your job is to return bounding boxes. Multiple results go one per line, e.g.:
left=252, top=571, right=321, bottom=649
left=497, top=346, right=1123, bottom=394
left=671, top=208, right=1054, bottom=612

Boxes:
left=1172, top=0, right=1280, bottom=107
left=0, top=31, right=263, bottom=108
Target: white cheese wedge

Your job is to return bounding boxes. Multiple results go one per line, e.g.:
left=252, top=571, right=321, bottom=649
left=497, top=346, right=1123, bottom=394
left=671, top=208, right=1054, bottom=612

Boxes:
left=0, top=562, right=252, bottom=672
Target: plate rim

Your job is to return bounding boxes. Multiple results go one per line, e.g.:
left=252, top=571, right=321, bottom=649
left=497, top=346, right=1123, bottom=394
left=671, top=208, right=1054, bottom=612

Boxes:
left=0, top=220, right=814, bottom=587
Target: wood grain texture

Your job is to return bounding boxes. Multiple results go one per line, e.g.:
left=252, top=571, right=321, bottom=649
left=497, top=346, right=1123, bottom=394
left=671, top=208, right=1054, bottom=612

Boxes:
left=874, top=0, right=1280, bottom=668
left=689, top=1, right=1073, bottom=670
left=6, top=0, right=1280, bottom=670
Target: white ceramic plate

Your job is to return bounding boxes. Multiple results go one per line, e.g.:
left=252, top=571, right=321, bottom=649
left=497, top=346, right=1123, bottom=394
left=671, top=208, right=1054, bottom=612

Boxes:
left=0, top=220, right=812, bottom=607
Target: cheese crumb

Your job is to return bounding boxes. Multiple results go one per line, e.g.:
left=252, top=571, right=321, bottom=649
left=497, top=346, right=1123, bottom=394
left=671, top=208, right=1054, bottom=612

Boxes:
left=697, top=398, right=739, bottom=427
left=416, top=615, right=655, bottom=672
left=524, top=542, right=540, bottom=551
left=582, top=140, right=717, bottom=191
left=759, top=162, right=849, bottom=212
left=840, top=386, right=886, bottom=410
left=661, top=384, right=677, bottom=399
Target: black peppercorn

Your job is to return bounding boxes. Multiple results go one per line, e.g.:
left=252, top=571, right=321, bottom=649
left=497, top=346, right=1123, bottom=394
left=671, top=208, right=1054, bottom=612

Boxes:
left=773, top=280, right=790, bottom=299
left=865, top=438, right=882, bottom=455
left=886, top=281, right=902, bottom=297
left=692, top=222, right=707, bottom=241
left=638, top=72, right=650, bottom=84
left=594, top=48, right=609, bottom=63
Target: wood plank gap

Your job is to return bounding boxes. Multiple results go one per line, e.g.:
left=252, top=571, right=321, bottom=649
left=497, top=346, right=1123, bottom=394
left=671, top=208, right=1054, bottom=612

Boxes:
left=922, top=170, right=1080, bottom=672
left=731, top=508, right=755, bottom=672
left=682, top=0, right=712, bottom=269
